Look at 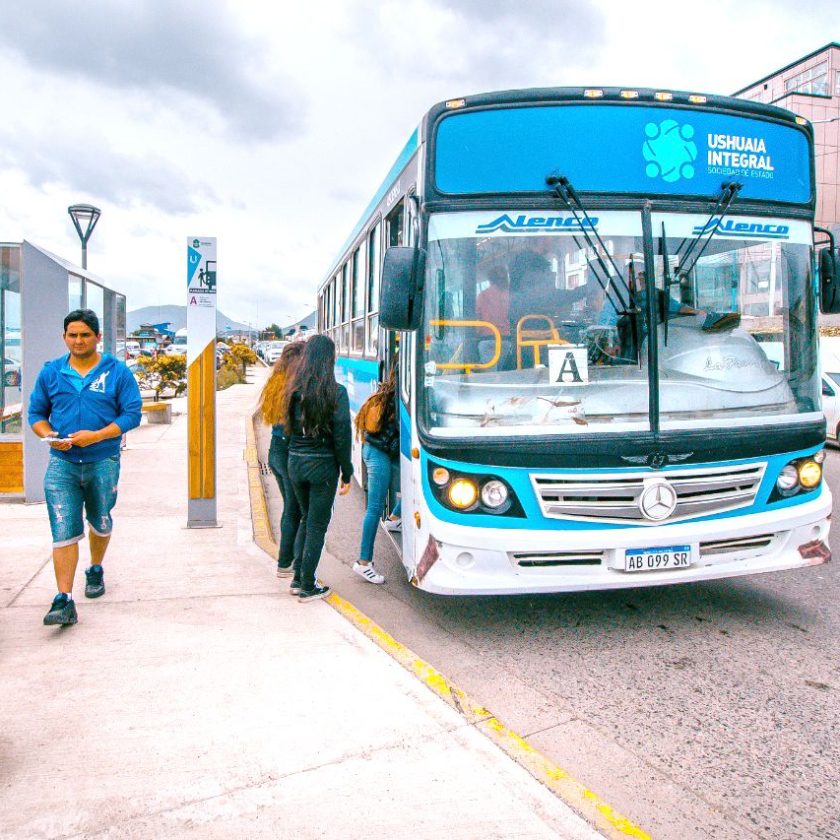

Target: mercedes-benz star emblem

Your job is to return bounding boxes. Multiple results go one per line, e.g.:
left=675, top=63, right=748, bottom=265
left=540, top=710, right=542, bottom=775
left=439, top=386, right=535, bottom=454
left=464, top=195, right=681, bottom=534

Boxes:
left=639, top=480, right=678, bottom=521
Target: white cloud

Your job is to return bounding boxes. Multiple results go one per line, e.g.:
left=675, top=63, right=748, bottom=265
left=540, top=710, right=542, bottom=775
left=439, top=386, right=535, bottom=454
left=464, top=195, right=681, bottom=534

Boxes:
left=0, top=0, right=304, bottom=141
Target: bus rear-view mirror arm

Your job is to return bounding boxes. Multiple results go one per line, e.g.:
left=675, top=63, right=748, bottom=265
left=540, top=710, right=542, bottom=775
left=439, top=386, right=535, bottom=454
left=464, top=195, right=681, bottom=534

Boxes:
left=379, top=245, right=427, bottom=331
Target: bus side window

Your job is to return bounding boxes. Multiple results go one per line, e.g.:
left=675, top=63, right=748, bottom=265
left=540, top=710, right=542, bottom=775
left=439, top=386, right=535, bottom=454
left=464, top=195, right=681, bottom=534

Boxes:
left=386, top=200, right=405, bottom=247
left=366, top=222, right=381, bottom=358
left=407, top=190, right=418, bottom=247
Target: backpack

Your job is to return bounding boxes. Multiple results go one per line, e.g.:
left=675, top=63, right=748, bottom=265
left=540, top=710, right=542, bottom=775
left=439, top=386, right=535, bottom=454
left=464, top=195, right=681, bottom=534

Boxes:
left=361, top=392, right=387, bottom=434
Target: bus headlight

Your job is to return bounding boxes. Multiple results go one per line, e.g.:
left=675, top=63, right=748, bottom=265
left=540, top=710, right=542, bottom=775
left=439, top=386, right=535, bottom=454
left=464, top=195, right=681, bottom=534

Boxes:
left=427, top=461, right=524, bottom=517
left=798, top=460, right=822, bottom=489
left=773, top=455, right=823, bottom=500
left=776, top=465, right=799, bottom=495
left=432, top=467, right=450, bottom=486
left=480, top=479, right=509, bottom=509
left=448, top=479, right=478, bottom=509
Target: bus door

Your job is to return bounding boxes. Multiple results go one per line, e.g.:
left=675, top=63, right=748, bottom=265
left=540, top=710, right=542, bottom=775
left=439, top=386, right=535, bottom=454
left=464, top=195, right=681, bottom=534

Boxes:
left=396, top=331, right=416, bottom=569
left=383, top=191, right=420, bottom=559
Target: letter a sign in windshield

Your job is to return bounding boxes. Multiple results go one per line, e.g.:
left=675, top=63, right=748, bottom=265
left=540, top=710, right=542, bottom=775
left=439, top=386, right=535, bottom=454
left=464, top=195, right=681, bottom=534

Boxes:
left=548, top=344, right=589, bottom=385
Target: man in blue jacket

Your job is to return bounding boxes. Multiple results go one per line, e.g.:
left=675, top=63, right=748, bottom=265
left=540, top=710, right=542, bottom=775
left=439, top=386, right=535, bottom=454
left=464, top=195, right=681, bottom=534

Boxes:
left=29, top=309, right=142, bottom=626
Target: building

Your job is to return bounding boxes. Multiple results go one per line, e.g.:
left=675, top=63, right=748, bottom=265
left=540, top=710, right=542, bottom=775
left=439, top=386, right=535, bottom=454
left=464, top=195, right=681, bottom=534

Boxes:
left=734, top=43, right=840, bottom=235
left=0, top=242, right=127, bottom=500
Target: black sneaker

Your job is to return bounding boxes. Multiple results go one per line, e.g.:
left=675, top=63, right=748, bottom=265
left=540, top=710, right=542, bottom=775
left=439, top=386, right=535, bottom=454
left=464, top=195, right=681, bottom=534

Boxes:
left=43, top=595, right=78, bottom=626
left=289, top=579, right=302, bottom=595
left=298, top=584, right=331, bottom=602
left=276, top=560, right=294, bottom=579
left=85, top=564, right=105, bottom=598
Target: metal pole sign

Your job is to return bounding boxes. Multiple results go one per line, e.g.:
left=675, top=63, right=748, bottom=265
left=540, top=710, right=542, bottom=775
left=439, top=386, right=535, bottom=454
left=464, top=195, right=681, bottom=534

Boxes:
left=186, top=236, right=218, bottom=527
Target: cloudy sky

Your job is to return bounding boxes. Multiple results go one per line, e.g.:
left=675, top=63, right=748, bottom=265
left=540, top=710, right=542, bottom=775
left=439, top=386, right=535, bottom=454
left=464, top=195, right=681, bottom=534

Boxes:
left=0, top=0, right=835, bottom=327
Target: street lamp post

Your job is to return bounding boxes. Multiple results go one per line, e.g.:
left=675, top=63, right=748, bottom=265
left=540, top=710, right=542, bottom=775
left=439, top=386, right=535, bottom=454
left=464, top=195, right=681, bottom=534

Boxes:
left=67, top=204, right=101, bottom=270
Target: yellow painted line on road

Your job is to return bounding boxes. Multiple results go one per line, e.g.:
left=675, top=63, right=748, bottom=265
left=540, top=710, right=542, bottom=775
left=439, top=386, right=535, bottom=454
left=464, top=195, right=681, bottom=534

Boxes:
left=246, top=413, right=650, bottom=840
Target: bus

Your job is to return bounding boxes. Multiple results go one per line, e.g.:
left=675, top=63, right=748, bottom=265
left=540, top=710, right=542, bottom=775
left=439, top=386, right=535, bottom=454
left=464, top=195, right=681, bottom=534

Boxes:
left=318, top=86, right=840, bottom=595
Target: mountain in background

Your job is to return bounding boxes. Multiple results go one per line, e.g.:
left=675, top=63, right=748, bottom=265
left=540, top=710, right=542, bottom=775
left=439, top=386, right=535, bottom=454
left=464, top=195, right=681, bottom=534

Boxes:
left=128, top=305, right=316, bottom=335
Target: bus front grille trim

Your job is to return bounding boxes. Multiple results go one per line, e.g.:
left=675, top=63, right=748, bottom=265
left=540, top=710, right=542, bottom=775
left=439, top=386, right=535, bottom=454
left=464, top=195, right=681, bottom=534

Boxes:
left=530, top=463, right=766, bottom=524
left=699, top=533, right=778, bottom=556
left=510, top=550, right=604, bottom=567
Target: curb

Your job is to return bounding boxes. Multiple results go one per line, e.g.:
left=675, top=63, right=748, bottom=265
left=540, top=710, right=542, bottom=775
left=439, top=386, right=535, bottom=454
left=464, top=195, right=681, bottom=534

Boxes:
left=245, top=412, right=277, bottom=559
left=245, top=415, right=650, bottom=840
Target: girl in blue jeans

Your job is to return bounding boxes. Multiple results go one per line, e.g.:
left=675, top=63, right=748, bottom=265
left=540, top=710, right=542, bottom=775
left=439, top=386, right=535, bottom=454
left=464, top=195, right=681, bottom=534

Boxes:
left=354, top=366, right=401, bottom=585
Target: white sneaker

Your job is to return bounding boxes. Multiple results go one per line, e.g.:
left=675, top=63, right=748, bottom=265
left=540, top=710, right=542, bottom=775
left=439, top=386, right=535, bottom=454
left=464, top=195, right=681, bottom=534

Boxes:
left=383, top=519, right=401, bottom=532
left=353, top=562, right=385, bottom=584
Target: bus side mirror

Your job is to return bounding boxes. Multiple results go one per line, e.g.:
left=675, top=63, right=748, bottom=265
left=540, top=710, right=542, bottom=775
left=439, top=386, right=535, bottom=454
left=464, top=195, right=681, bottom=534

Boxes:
left=819, top=248, right=840, bottom=314
left=380, top=246, right=426, bottom=331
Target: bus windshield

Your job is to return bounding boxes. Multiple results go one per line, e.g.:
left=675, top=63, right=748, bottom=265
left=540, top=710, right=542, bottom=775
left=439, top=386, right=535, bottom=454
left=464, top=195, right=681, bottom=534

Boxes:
left=420, top=210, right=820, bottom=438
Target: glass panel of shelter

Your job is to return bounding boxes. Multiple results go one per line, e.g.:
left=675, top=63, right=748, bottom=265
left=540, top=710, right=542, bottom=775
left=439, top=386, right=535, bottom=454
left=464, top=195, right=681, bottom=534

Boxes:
left=1, top=245, right=22, bottom=434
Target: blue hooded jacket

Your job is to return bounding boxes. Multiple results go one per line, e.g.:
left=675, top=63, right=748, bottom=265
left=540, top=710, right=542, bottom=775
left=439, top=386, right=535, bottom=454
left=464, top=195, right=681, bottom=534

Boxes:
left=28, top=353, right=142, bottom=463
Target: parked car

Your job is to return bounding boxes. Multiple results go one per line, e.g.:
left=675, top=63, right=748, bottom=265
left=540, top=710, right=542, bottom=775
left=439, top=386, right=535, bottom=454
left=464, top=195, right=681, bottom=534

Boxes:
left=822, top=372, right=840, bottom=445
left=164, top=344, right=186, bottom=357
left=3, top=357, right=21, bottom=387
left=264, top=340, right=287, bottom=364
left=125, top=340, right=141, bottom=359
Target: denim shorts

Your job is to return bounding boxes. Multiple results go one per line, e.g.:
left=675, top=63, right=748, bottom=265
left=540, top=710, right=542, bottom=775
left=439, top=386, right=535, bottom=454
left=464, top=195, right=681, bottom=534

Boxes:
left=44, top=455, right=121, bottom=547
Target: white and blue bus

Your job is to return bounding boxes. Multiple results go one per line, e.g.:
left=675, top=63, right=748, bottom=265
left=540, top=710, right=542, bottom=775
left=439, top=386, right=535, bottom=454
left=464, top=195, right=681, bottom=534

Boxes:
left=318, top=86, right=840, bottom=595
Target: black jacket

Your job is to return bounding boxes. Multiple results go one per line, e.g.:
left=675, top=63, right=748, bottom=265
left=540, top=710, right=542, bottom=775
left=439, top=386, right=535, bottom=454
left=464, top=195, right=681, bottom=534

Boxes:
left=287, top=384, right=354, bottom=483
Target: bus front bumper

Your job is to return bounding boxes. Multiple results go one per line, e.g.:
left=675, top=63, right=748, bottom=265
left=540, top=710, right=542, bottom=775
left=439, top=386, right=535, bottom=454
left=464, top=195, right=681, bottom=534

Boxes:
left=412, top=494, right=832, bottom=596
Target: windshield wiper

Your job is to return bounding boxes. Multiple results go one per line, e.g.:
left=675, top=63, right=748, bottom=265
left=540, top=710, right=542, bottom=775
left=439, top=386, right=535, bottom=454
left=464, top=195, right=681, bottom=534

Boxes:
left=675, top=181, right=742, bottom=280
left=546, top=174, right=632, bottom=316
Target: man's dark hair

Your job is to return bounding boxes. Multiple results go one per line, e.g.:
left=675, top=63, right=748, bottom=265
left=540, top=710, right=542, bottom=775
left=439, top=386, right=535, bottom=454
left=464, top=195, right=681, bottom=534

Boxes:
left=64, top=309, right=100, bottom=335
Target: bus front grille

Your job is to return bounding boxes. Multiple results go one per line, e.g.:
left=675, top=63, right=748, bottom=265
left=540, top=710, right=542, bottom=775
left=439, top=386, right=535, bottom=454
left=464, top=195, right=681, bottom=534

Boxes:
left=510, top=550, right=604, bottom=567
left=699, top=533, right=777, bottom=556
left=531, top=463, right=766, bottom=524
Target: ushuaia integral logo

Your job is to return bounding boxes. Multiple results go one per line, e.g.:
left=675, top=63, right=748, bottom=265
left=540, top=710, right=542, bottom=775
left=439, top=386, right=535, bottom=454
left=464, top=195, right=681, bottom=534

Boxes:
left=643, top=119, right=697, bottom=184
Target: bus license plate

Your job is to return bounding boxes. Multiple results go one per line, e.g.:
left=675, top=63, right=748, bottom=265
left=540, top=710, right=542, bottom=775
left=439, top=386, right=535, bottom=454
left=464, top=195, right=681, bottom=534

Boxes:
left=624, top=545, right=692, bottom=572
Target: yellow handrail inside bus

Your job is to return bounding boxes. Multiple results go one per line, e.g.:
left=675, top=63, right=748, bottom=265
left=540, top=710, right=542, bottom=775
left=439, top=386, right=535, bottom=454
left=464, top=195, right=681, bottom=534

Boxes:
left=516, top=314, right=568, bottom=369
left=428, top=319, right=501, bottom=373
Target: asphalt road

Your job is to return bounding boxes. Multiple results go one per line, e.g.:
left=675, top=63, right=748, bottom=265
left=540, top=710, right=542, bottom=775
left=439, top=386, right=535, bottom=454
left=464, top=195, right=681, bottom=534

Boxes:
left=258, top=423, right=839, bottom=840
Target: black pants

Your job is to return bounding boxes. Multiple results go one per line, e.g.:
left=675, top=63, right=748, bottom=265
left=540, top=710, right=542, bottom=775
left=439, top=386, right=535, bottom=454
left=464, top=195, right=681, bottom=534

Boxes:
left=288, top=453, right=339, bottom=590
left=268, top=436, right=303, bottom=567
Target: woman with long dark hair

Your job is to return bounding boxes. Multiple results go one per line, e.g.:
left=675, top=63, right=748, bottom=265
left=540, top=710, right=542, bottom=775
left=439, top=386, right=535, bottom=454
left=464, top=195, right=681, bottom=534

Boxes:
left=258, top=342, right=304, bottom=577
left=353, top=362, right=401, bottom=584
left=283, top=334, right=352, bottom=601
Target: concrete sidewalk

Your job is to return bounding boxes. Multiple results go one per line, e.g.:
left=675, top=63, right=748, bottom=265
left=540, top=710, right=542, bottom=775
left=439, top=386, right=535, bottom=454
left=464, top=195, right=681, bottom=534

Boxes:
left=0, top=373, right=603, bottom=839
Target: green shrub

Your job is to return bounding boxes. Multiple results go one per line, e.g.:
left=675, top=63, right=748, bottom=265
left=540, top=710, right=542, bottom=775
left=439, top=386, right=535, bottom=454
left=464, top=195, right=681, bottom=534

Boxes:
left=216, top=365, right=243, bottom=391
